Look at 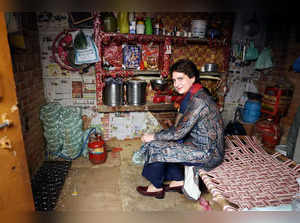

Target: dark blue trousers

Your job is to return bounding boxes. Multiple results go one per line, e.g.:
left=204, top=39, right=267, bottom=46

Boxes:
left=142, top=162, right=184, bottom=188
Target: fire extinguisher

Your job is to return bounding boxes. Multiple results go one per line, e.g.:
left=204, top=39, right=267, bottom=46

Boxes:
left=88, top=134, right=107, bottom=164
left=254, top=118, right=280, bottom=150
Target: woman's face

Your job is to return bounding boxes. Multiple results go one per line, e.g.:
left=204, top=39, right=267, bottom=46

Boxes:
left=172, top=71, right=195, bottom=95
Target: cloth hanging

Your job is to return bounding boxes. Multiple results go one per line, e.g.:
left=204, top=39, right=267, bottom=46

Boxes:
left=255, top=47, right=273, bottom=70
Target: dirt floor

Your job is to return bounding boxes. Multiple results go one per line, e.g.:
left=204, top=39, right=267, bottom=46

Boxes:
left=55, top=138, right=222, bottom=211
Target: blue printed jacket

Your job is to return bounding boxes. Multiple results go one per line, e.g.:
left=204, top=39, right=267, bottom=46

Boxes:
left=141, top=88, right=225, bottom=171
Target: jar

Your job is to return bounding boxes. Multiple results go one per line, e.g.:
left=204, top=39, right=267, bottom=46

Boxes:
left=136, top=20, right=145, bottom=34
left=103, top=12, right=117, bottom=32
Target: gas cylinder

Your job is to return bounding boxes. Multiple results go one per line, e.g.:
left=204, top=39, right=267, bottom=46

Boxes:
left=254, top=118, right=280, bottom=150
left=88, top=136, right=107, bottom=164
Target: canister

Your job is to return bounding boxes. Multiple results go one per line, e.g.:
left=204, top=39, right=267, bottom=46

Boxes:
left=191, top=19, right=207, bottom=38
left=126, top=79, right=147, bottom=105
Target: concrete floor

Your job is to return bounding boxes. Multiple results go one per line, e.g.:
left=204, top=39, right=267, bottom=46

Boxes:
left=55, top=138, right=221, bottom=212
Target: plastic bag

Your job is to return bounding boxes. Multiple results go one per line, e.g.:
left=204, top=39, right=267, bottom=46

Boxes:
left=182, top=166, right=201, bottom=201
left=255, top=47, right=273, bottom=70
left=245, top=41, right=258, bottom=61
left=75, top=36, right=100, bottom=65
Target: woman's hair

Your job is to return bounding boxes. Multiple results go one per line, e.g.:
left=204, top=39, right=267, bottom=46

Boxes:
left=169, top=59, right=200, bottom=83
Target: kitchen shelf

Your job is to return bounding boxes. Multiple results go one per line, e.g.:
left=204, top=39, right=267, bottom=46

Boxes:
left=99, top=32, right=226, bottom=46
left=133, top=70, right=160, bottom=76
left=98, top=103, right=176, bottom=113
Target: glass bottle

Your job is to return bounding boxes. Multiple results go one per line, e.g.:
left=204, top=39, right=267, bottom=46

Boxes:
left=102, top=12, right=117, bottom=32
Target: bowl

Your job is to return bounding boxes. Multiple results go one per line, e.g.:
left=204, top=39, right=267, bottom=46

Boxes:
left=150, top=79, right=169, bottom=91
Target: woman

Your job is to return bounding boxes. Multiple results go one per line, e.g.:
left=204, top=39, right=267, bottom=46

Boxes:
left=136, top=59, right=224, bottom=199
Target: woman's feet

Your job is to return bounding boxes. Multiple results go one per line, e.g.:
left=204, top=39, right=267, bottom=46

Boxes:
left=136, top=181, right=184, bottom=198
left=136, top=184, right=165, bottom=199
left=163, top=180, right=184, bottom=194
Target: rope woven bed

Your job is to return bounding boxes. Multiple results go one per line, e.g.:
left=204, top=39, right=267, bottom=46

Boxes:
left=199, top=135, right=300, bottom=211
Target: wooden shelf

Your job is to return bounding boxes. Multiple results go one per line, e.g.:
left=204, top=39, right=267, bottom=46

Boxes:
left=98, top=103, right=176, bottom=113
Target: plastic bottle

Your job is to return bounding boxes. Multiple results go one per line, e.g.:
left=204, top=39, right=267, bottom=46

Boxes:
left=145, top=17, right=153, bottom=35
left=153, top=18, right=160, bottom=35
left=129, top=12, right=136, bottom=34
left=118, top=12, right=129, bottom=34
left=136, top=18, right=145, bottom=34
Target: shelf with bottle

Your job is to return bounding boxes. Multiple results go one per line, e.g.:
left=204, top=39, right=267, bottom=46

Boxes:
left=93, top=15, right=229, bottom=110
left=98, top=31, right=227, bottom=46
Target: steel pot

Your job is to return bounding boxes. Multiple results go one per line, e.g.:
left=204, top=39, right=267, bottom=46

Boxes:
left=150, top=79, right=168, bottom=91
left=103, top=77, right=124, bottom=106
left=126, top=79, right=147, bottom=105
left=204, top=63, right=218, bottom=72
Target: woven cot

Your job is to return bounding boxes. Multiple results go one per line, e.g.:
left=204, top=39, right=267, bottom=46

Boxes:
left=199, top=135, right=300, bottom=211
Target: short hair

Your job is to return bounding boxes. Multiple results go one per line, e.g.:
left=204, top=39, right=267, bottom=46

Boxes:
left=169, top=59, right=200, bottom=83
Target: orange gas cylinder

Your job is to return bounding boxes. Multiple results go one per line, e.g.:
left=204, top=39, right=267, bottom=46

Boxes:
left=254, top=118, right=280, bottom=150
left=88, top=137, right=107, bottom=164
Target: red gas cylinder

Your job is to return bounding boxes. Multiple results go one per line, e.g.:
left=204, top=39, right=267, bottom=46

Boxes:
left=88, top=137, right=107, bottom=164
left=254, top=118, right=280, bottom=150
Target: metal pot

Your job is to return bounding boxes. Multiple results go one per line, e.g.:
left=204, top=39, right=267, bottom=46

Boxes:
left=126, top=79, right=147, bottom=105
left=103, top=78, right=124, bottom=106
left=150, top=79, right=168, bottom=91
left=204, top=63, right=218, bottom=72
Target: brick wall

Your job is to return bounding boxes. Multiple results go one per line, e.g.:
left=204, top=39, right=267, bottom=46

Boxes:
left=10, top=13, right=46, bottom=177
left=151, top=111, right=177, bottom=129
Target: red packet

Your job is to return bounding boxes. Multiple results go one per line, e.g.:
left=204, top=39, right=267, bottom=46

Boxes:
left=142, top=44, right=159, bottom=71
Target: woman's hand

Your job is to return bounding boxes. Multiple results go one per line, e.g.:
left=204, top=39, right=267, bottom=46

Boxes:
left=141, top=134, right=155, bottom=143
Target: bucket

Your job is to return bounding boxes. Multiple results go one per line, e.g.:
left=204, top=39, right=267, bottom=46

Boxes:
left=126, top=80, right=147, bottom=105
left=103, top=78, right=124, bottom=106
left=242, top=100, right=261, bottom=123
left=191, top=20, right=207, bottom=38
left=88, top=140, right=107, bottom=164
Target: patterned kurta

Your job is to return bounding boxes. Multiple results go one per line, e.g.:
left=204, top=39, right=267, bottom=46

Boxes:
left=142, top=88, right=225, bottom=171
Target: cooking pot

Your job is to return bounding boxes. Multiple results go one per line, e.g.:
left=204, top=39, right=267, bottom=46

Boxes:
left=150, top=79, right=168, bottom=91
left=103, top=77, right=124, bottom=106
left=204, top=63, right=218, bottom=72
left=126, top=79, right=147, bottom=105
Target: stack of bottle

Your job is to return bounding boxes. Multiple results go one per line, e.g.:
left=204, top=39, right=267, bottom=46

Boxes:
left=31, top=161, right=72, bottom=211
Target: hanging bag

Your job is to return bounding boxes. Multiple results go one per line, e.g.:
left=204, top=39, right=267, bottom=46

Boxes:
left=245, top=41, right=258, bottom=61
left=255, top=47, right=273, bottom=70
left=73, top=30, right=100, bottom=65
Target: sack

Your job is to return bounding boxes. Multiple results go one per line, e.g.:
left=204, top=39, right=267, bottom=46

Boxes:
left=245, top=41, right=258, bottom=61
left=182, top=166, right=201, bottom=201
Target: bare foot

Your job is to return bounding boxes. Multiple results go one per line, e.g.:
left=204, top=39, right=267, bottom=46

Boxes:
left=169, top=180, right=184, bottom=188
left=147, top=184, right=163, bottom=192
